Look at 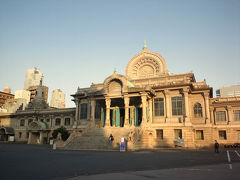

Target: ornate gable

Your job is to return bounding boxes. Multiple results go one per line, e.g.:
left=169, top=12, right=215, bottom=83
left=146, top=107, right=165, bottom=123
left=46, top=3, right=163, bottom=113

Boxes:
left=126, top=48, right=168, bottom=80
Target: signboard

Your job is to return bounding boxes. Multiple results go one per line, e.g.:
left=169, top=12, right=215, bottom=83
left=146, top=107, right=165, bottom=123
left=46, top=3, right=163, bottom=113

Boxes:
left=174, top=139, right=184, bottom=147
left=8, top=136, right=14, bottom=142
left=120, top=137, right=127, bottom=152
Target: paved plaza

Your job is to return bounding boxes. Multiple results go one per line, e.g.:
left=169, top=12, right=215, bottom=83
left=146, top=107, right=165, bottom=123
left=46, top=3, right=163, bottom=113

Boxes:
left=0, top=144, right=240, bottom=180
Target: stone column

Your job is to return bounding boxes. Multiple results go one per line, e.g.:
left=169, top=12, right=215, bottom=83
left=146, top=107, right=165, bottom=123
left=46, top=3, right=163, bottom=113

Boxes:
left=212, top=108, right=216, bottom=125
left=105, top=98, right=111, bottom=127
left=74, top=100, right=80, bottom=126
left=226, top=106, right=232, bottom=125
left=164, top=89, right=171, bottom=123
left=39, top=132, right=43, bottom=144
left=28, top=132, right=32, bottom=144
left=228, top=106, right=233, bottom=123
left=91, top=99, right=96, bottom=125
left=149, top=98, right=153, bottom=124
left=124, top=96, right=130, bottom=127
left=141, top=94, right=147, bottom=125
left=87, top=99, right=91, bottom=121
left=183, top=89, right=191, bottom=125
left=203, top=92, right=211, bottom=124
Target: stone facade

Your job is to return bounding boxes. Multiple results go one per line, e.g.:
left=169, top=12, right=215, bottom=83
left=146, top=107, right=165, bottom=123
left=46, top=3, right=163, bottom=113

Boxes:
left=12, top=108, right=75, bottom=143
left=70, top=46, right=240, bottom=149
left=27, top=85, right=48, bottom=103
left=1, top=46, right=240, bottom=150
left=9, top=79, right=75, bottom=144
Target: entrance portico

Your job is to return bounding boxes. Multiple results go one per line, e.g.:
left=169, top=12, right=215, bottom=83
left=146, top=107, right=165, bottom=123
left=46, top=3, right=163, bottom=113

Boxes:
left=28, top=121, right=49, bottom=144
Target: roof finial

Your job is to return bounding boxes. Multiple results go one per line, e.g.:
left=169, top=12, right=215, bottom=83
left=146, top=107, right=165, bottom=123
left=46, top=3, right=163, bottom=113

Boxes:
left=114, top=68, right=117, bottom=74
left=143, top=39, right=147, bottom=49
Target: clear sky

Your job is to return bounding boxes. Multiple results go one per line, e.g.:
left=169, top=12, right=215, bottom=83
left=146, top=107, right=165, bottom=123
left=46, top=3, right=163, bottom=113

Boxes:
left=0, top=0, right=239, bottom=107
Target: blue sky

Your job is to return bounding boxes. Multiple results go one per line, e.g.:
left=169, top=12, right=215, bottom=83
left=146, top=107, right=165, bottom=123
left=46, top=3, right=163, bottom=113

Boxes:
left=0, top=0, right=239, bottom=107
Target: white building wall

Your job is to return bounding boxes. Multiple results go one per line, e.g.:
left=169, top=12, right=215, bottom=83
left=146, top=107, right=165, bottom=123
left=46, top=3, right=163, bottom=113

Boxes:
left=15, top=90, right=31, bottom=104
left=50, top=89, right=66, bottom=108
left=24, top=67, right=43, bottom=90
left=216, top=85, right=240, bottom=97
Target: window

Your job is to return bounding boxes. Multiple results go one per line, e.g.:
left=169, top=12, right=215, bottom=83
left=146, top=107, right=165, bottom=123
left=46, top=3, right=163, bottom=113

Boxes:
left=219, top=130, right=227, bottom=140
left=28, top=119, right=33, bottom=125
left=196, top=130, right=204, bottom=140
left=234, top=110, right=240, bottom=121
left=19, top=132, right=22, bottom=139
left=46, top=119, right=50, bottom=123
left=27, top=132, right=29, bottom=138
left=20, top=119, right=25, bottom=126
left=174, top=129, right=182, bottom=139
left=40, top=119, right=44, bottom=122
left=156, top=129, right=163, bottom=139
left=55, top=118, right=61, bottom=126
left=216, top=111, right=226, bottom=122
left=65, top=118, right=70, bottom=126
left=80, top=103, right=87, bottom=119
left=194, top=103, right=203, bottom=118
left=172, top=97, right=183, bottom=116
left=154, top=98, right=164, bottom=116
left=95, top=103, right=101, bottom=119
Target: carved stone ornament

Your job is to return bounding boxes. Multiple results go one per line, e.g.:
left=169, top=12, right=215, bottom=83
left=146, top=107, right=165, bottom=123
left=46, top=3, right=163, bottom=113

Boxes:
left=126, top=48, right=168, bottom=79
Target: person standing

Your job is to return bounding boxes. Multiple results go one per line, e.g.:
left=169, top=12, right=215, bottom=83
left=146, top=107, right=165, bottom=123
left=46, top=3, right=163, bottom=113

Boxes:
left=214, top=140, right=219, bottom=153
left=109, top=134, right=114, bottom=144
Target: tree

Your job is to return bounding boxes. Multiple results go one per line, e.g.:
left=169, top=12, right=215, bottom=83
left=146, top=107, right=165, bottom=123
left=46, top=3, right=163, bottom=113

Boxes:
left=52, top=126, right=70, bottom=141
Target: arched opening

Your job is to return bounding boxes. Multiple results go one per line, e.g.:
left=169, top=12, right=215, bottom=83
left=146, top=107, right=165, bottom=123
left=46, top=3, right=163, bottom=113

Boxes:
left=194, top=103, right=203, bottom=118
left=108, top=79, right=123, bottom=95
left=0, top=129, right=7, bottom=141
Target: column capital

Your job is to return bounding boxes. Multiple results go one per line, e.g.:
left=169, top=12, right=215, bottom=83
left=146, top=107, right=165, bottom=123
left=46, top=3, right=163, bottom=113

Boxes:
left=179, top=87, right=190, bottom=95
left=105, top=98, right=111, bottom=107
left=225, top=105, right=232, bottom=111
left=124, top=96, right=130, bottom=106
left=163, top=89, right=171, bottom=96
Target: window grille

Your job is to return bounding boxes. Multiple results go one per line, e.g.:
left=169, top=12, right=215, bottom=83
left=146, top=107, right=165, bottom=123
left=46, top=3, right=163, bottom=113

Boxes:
left=172, top=97, right=183, bottom=116
left=194, top=103, right=203, bottom=118
left=216, top=111, right=226, bottom=122
left=154, top=98, right=164, bottom=116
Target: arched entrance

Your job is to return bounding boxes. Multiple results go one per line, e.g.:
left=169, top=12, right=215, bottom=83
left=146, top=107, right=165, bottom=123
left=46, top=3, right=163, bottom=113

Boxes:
left=0, top=127, right=14, bottom=141
left=28, top=121, right=49, bottom=144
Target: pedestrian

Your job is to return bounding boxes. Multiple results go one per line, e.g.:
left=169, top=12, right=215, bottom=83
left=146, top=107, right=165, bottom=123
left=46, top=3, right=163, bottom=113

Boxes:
left=109, top=134, right=114, bottom=144
left=214, top=140, right=219, bottom=153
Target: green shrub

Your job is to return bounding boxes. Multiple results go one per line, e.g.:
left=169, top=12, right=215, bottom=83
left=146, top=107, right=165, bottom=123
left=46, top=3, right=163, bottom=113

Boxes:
left=52, top=126, right=70, bottom=141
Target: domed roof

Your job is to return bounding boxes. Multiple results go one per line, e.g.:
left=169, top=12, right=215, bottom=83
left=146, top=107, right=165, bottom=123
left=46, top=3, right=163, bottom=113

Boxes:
left=126, top=47, right=168, bottom=80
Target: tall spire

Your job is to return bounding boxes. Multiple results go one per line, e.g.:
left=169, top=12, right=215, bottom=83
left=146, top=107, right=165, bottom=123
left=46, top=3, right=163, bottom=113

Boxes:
left=143, top=39, right=147, bottom=50
left=40, top=75, right=43, bottom=86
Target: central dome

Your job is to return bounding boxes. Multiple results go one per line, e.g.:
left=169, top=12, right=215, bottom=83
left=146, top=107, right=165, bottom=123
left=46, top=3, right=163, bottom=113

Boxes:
left=125, top=48, right=168, bottom=79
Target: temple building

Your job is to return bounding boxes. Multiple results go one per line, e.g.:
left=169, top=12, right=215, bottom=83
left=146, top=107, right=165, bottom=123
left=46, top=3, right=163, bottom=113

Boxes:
left=0, top=44, right=239, bottom=150
left=5, top=79, right=75, bottom=144
left=67, top=44, right=240, bottom=149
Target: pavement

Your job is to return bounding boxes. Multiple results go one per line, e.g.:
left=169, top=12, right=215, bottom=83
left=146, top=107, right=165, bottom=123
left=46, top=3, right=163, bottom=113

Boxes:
left=68, top=163, right=240, bottom=180
left=0, top=143, right=240, bottom=180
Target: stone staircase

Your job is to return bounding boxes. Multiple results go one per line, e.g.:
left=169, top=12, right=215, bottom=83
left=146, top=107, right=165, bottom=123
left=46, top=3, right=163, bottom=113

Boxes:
left=64, top=127, right=133, bottom=150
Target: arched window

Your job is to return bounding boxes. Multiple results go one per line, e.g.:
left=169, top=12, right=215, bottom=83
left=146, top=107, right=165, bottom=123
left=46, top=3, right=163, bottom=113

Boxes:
left=194, top=103, right=203, bottom=118
left=109, top=79, right=122, bottom=95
